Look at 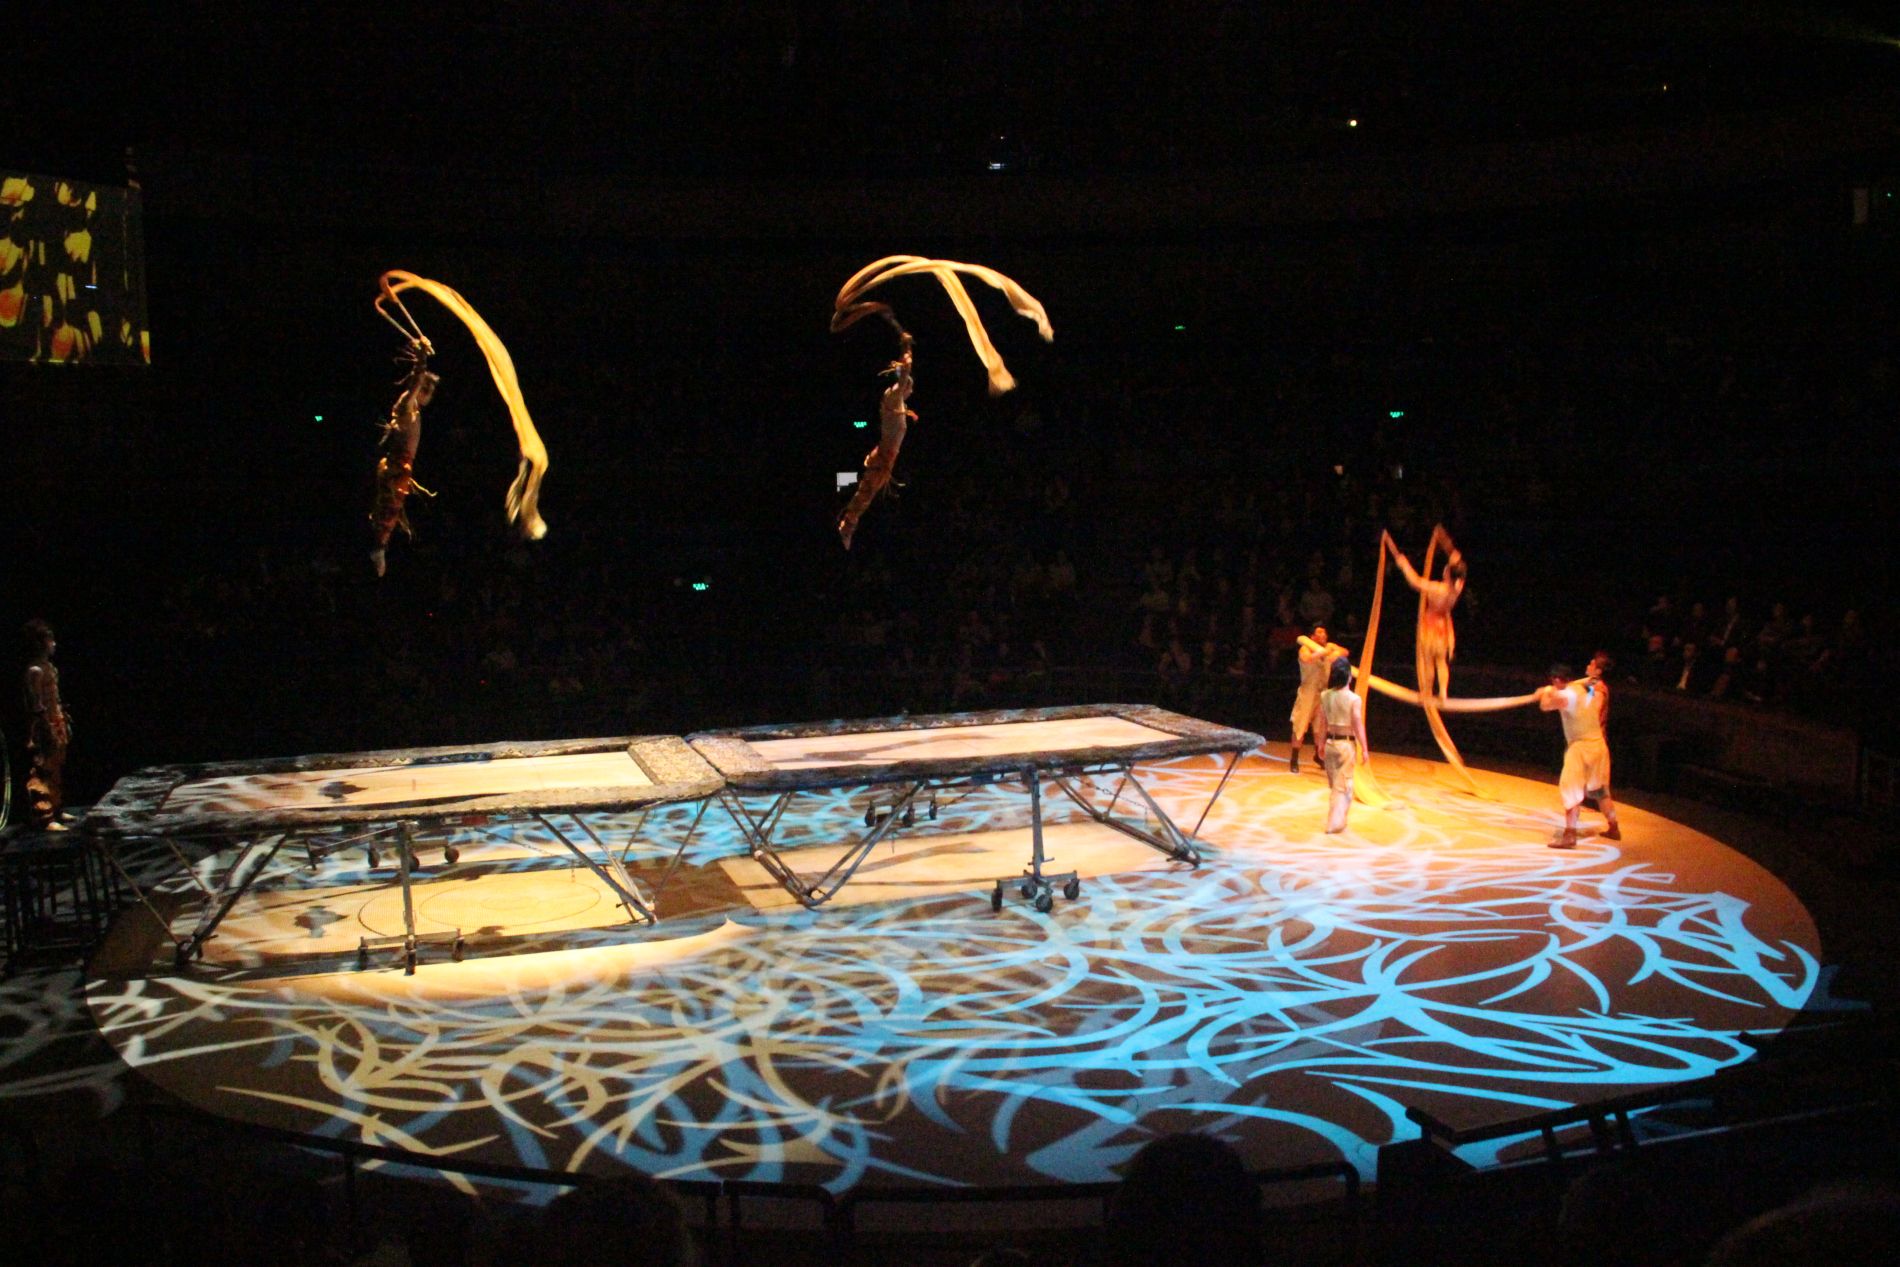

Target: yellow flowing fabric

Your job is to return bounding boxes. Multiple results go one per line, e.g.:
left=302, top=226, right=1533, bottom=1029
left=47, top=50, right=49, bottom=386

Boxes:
left=1351, top=537, right=1396, bottom=809
left=832, top=256, right=1053, bottom=394
left=378, top=271, right=549, bottom=540
left=1364, top=675, right=1542, bottom=713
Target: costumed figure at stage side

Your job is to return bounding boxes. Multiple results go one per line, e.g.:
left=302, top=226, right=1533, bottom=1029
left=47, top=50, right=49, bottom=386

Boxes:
left=368, top=335, right=439, bottom=577
left=1319, top=656, right=1369, bottom=834
left=1538, top=652, right=1622, bottom=848
left=837, top=331, right=916, bottom=549
left=365, top=270, right=551, bottom=576
left=21, top=619, right=73, bottom=831
left=1288, top=625, right=1349, bottom=774
left=831, top=255, right=1052, bottom=548
left=1383, top=527, right=1466, bottom=701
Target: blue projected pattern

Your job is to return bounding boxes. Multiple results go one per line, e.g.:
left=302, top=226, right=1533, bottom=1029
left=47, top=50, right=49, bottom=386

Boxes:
left=83, top=756, right=1818, bottom=1189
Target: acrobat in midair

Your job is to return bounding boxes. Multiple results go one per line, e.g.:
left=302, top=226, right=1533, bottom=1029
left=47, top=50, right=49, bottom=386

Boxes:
left=368, top=335, right=438, bottom=577
left=836, top=332, right=916, bottom=550
left=830, top=256, right=1052, bottom=548
left=366, top=270, right=550, bottom=575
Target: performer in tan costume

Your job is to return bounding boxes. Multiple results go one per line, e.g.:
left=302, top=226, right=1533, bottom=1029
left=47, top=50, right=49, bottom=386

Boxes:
left=1319, top=656, right=1368, bottom=834
left=1383, top=528, right=1466, bottom=701
left=21, top=619, right=72, bottom=830
left=1288, top=626, right=1348, bottom=774
left=837, top=333, right=915, bottom=550
left=1539, top=653, right=1622, bottom=848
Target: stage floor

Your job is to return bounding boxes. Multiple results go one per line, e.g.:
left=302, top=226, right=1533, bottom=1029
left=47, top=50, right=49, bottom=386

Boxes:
left=86, top=747, right=1820, bottom=1192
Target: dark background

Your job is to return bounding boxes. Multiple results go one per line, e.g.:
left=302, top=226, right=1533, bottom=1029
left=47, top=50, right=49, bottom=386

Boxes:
left=4, top=2, right=1898, bottom=795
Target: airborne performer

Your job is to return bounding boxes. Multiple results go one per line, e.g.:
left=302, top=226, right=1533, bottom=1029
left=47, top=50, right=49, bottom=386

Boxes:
left=366, top=270, right=551, bottom=575
left=368, top=337, right=439, bottom=577
left=837, top=332, right=915, bottom=550
left=830, top=255, right=1052, bottom=548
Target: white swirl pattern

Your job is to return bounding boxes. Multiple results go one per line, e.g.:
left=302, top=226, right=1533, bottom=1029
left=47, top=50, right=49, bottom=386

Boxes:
left=74, top=755, right=1818, bottom=1189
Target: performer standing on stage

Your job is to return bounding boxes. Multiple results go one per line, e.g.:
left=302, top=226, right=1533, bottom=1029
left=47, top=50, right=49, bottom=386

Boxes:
left=21, top=619, right=73, bottom=831
left=1319, top=656, right=1369, bottom=834
left=1539, top=653, right=1623, bottom=848
left=1383, top=528, right=1466, bottom=700
left=1289, top=625, right=1349, bottom=773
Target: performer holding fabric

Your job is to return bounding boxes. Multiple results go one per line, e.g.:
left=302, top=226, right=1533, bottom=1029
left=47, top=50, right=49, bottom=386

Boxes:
left=837, top=333, right=915, bottom=550
left=1319, top=656, right=1368, bottom=834
left=21, top=619, right=72, bottom=831
left=1383, top=527, right=1466, bottom=701
left=368, top=339, right=438, bottom=577
left=1539, top=653, right=1622, bottom=848
left=1289, top=625, right=1348, bottom=773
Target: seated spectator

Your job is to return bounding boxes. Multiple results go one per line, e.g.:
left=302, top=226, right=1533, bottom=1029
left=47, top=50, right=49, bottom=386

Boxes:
left=1705, top=1180, right=1900, bottom=1267
left=539, top=1174, right=697, bottom=1267
left=1671, top=641, right=1708, bottom=694
left=1637, top=633, right=1673, bottom=689
left=1103, top=1133, right=1261, bottom=1267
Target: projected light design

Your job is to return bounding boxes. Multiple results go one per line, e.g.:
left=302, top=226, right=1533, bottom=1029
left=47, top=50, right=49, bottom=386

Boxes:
left=81, top=758, right=1817, bottom=1191
left=0, top=170, right=149, bottom=364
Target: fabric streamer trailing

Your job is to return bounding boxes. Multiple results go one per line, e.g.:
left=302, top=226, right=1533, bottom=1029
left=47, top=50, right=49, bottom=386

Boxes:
left=376, top=270, right=549, bottom=542
left=831, top=257, right=1052, bottom=548
left=1363, top=676, right=1542, bottom=712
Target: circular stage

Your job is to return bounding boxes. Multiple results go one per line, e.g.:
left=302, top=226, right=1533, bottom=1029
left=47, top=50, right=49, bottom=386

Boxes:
left=87, top=750, right=1820, bottom=1190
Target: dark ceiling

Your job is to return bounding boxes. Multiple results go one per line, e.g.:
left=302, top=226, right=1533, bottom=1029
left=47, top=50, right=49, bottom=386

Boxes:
left=12, top=1, right=1900, bottom=185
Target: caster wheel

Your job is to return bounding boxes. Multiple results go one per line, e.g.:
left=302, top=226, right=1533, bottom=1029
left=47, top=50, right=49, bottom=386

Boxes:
left=452, top=938, right=466, bottom=962
left=1033, top=889, right=1053, bottom=914
left=990, top=886, right=1003, bottom=913
left=902, top=807, right=916, bottom=827
left=365, top=848, right=380, bottom=869
left=1020, top=881, right=1035, bottom=900
left=864, top=806, right=876, bottom=828
left=404, top=951, right=418, bottom=973
left=444, top=846, right=461, bottom=865
left=928, top=803, right=939, bottom=821
left=357, top=949, right=370, bottom=971
left=404, top=850, right=420, bottom=871
left=1063, top=878, right=1080, bottom=901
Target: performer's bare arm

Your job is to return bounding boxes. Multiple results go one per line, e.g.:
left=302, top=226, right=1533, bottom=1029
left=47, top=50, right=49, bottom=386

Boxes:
left=1537, top=685, right=1566, bottom=712
left=1297, top=636, right=1348, bottom=660
left=1350, top=694, right=1370, bottom=763
left=1383, top=531, right=1424, bottom=589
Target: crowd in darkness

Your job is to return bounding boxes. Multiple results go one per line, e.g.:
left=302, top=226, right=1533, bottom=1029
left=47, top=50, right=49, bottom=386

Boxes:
left=90, top=304, right=1889, bottom=796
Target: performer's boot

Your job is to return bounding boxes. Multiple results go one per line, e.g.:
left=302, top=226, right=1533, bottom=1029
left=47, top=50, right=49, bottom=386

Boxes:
left=1602, top=819, right=1622, bottom=841
left=1288, top=748, right=1300, bottom=774
left=1549, top=828, right=1578, bottom=850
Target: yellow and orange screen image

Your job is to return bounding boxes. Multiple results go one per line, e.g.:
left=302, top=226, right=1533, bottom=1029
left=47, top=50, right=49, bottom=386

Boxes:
left=1, top=170, right=150, bottom=365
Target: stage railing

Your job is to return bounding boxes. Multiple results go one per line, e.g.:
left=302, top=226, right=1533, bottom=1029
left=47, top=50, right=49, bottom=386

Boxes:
left=1395, top=1019, right=1896, bottom=1176
left=124, top=1094, right=1360, bottom=1265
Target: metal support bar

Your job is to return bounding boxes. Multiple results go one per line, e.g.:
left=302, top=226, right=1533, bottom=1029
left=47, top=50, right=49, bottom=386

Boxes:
left=174, top=832, right=292, bottom=965
left=650, top=797, right=714, bottom=907
left=530, top=812, right=655, bottom=925
left=718, top=782, right=927, bottom=908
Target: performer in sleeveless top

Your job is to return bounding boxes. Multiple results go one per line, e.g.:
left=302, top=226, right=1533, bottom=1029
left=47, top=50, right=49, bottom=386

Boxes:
left=1319, top=656, right=1368, bottom=834
left=1538, top=653, right=1622, bottom=848
left=1289, top=625, right=1349, bottom=773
